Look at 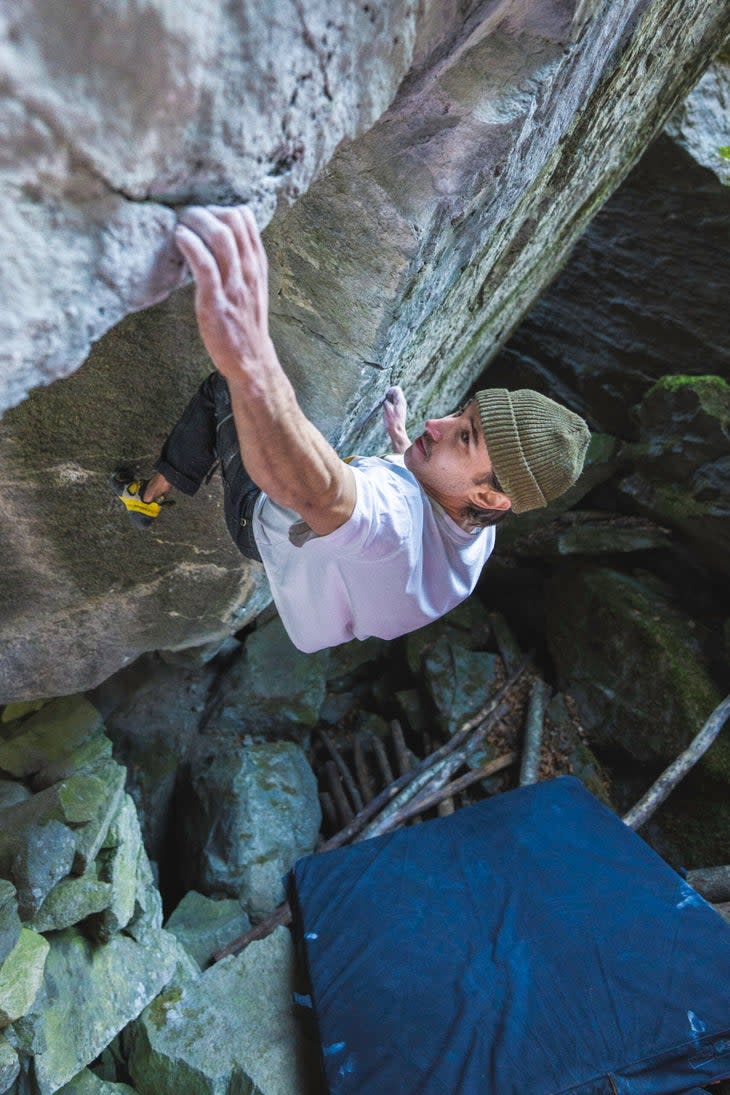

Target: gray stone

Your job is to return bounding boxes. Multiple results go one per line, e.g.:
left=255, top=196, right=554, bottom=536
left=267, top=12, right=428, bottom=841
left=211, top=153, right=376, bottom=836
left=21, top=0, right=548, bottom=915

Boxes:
left=128, top=928, right=312, bottom=1095
left=406, top=599, right=492, bottom=678
left=3, top=3, right=730, bottom=703
left=27, top=926, right=180, bottom=1095
left=546, top=566, right=722, bottom=766
left=0, top=1033, right=20, bottom=1093
left=0, top=929, right=49, bottom=1026
left=422, top=636, right=501, bottom=738
left=126, top=841, right=163, bottom=944
left=180, top=740, right=321, bottom=921
left=0, top=697, right=103, bottom=781
left=665, top=51, right=730, bottom=185
left=1, top=700, right=47, bottom=725
left=0, top=813, right=76, bottom=921
left=545, top=694, right=612, bottom=806
left=72, top=762, right=128, bottom=874
left=0, top=885, right=20, bottom=969
left=56, top=1069, right=137, bottom=1095
left=508, top=511, right=672, bottom=559
left=0, top=783, right=31, bottom=812
left=165, top=891, right=250, bottom=970
left=91, top=796, right=142, bottom=941
left=30, top=866, right=112, bottom=935
left=213, top=616, right=329, bottom=737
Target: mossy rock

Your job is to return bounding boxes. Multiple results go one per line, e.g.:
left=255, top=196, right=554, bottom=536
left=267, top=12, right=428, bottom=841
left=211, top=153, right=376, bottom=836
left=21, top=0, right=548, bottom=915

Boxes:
left=546, top=565, right=721, bottom=764
left=0, top=928, right=49, bottom=1026
left=618, top=374, right=730, bottom=575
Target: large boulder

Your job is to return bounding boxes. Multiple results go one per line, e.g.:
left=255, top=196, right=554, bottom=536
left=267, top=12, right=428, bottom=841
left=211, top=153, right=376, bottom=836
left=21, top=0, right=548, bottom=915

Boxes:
left=23, top=926, right=182, bottom=1095
left=179, top=739, right=321, bottom=921
left=127, top=928, right=312, bottom=1095
left=545, top=566, right=722, bottom=766
left=2, top=2, right=729, bottom=701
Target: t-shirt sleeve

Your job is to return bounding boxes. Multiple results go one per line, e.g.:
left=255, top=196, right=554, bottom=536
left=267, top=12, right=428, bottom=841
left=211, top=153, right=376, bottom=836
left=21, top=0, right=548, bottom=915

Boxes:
left=302, top=461, right=415, bottom=560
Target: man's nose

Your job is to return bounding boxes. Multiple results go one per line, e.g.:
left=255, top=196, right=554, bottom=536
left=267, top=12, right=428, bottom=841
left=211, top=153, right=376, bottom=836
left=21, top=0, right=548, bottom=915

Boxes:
left=425, top=419, right=444, bottom=442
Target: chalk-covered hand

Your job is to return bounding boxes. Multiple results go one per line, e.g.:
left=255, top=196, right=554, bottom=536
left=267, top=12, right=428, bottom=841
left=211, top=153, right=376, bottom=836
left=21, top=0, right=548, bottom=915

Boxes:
left=383, top=385, right=410, bottom=454
left=174, top=205, right=274, bottom=380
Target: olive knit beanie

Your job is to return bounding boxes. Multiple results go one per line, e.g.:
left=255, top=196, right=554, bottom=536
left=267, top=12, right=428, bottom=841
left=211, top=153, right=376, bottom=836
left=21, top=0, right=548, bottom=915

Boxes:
left=474, top=389, right=590, bottom=514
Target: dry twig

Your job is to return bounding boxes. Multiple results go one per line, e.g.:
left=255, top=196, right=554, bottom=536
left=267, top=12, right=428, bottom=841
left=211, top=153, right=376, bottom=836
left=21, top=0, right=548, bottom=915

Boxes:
left=519, top=678, right=550, bottom=786
left=623, top=695, right=730, bottom=830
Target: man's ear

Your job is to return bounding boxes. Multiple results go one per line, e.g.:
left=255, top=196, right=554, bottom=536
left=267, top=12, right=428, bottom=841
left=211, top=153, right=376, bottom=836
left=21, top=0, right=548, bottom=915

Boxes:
left=470, top=485, right=512, bottom=513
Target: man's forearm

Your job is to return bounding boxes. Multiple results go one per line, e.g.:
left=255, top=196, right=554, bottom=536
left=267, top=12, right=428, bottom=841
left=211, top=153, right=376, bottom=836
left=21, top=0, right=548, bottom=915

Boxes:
left=225, top=342, right=350, bottom=519
left=175, top=207, right=356, bottom=536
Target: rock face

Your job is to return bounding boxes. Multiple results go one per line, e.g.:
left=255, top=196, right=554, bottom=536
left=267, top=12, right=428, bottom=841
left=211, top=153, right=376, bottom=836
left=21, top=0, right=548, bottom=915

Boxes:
left=483, top=133, right=730, bottom=436
left=666, top=47, right=730, bottom=186
left=0, top=0, right=420, bottom=414
left=2, top=2, right=729, bottom=701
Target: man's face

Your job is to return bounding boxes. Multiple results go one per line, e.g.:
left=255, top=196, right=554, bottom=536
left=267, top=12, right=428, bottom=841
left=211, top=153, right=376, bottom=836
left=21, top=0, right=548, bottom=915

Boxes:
left=403, top=401, right=511, bottom=523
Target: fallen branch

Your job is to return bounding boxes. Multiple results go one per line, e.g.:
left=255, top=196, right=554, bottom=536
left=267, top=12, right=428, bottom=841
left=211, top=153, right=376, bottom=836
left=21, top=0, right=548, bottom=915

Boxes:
left=318, top=729, right=363, bottom=812
left=519, top=678, right=550, bottom=786
left=357, top=671, right=523, bottom=839
left=388, top=752, right=516, bottom=827
left=623, top=694, right=730, bottom=830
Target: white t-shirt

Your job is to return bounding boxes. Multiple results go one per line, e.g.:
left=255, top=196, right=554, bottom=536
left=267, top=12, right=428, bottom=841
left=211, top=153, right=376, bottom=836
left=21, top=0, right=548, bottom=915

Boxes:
left=252, top=454, right=495, bottom=653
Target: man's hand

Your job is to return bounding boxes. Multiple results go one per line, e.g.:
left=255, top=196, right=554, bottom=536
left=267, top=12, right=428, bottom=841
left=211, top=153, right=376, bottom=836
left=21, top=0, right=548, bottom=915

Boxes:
left=173, top=204, right=356, bottom=537
left=175, top=206, right=274, bottom=380
left=383, top=385, right=411, bottom=454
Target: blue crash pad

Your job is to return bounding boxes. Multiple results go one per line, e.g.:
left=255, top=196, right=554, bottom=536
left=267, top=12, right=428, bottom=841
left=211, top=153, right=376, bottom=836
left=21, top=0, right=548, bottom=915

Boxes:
left=290, top=777, right=730, bottom=1095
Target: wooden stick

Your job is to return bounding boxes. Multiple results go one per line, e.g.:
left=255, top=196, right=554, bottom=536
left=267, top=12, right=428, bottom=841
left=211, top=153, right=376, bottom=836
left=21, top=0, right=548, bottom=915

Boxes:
left=318, top=729, right=364, bottom=812
left=391, top=720, right=413, bottom=776
left=389, top=752, right=516, bottom=827
left=370, top=734, right=394, bottom=786
left=318, top=791, right=336, bottom=831
left=213, top=902, right=291, bottom=961
left=519, top=678, right=550, bottom=786
left=325, top=760, right=353, bottom=826
left=623, top=695, right=730, bottom=830
left=354, top=733, right=375, bottom=804
left=488, top=612, right=522, bottom=674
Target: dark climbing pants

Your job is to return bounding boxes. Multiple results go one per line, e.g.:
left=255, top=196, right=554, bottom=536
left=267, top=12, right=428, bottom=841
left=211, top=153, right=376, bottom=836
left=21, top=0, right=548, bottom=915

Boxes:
left=154, top=371, right=262, bottom=561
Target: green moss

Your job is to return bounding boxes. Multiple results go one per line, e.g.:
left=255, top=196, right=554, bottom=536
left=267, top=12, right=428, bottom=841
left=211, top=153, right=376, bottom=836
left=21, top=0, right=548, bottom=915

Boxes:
left=660, top=769, right=730, bottom=868
left=145, top=985, right=184, bottom=1031
left=719, top=147, right=730, bottom=161
left=646, top=374, right=730, bottom=422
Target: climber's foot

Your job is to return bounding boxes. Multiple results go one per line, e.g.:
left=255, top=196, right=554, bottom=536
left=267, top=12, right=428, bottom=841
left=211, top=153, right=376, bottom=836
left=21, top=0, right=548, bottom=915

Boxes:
left=111, top=468, right=174, bottom=529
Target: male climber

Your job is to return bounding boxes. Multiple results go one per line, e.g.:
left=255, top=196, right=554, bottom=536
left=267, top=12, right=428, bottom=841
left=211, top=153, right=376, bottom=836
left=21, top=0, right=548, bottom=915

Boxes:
left=114, top=206, right=590, bottom=652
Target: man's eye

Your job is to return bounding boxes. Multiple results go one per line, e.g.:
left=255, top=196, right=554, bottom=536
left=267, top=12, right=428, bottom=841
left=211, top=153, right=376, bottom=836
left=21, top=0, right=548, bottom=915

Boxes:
left=461, top=430, right=470, bottom=445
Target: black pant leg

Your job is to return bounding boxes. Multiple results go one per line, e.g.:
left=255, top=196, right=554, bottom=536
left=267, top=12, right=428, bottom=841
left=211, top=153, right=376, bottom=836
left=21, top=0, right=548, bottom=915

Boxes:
left=154, top=372, right=220, bottom=496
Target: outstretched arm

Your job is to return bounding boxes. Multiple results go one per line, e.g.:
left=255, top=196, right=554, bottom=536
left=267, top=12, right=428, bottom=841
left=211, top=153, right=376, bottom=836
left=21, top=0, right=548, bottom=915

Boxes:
left=383, top=385, right=411, bottom=454
left=175, top=206, right=356, bottom=537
